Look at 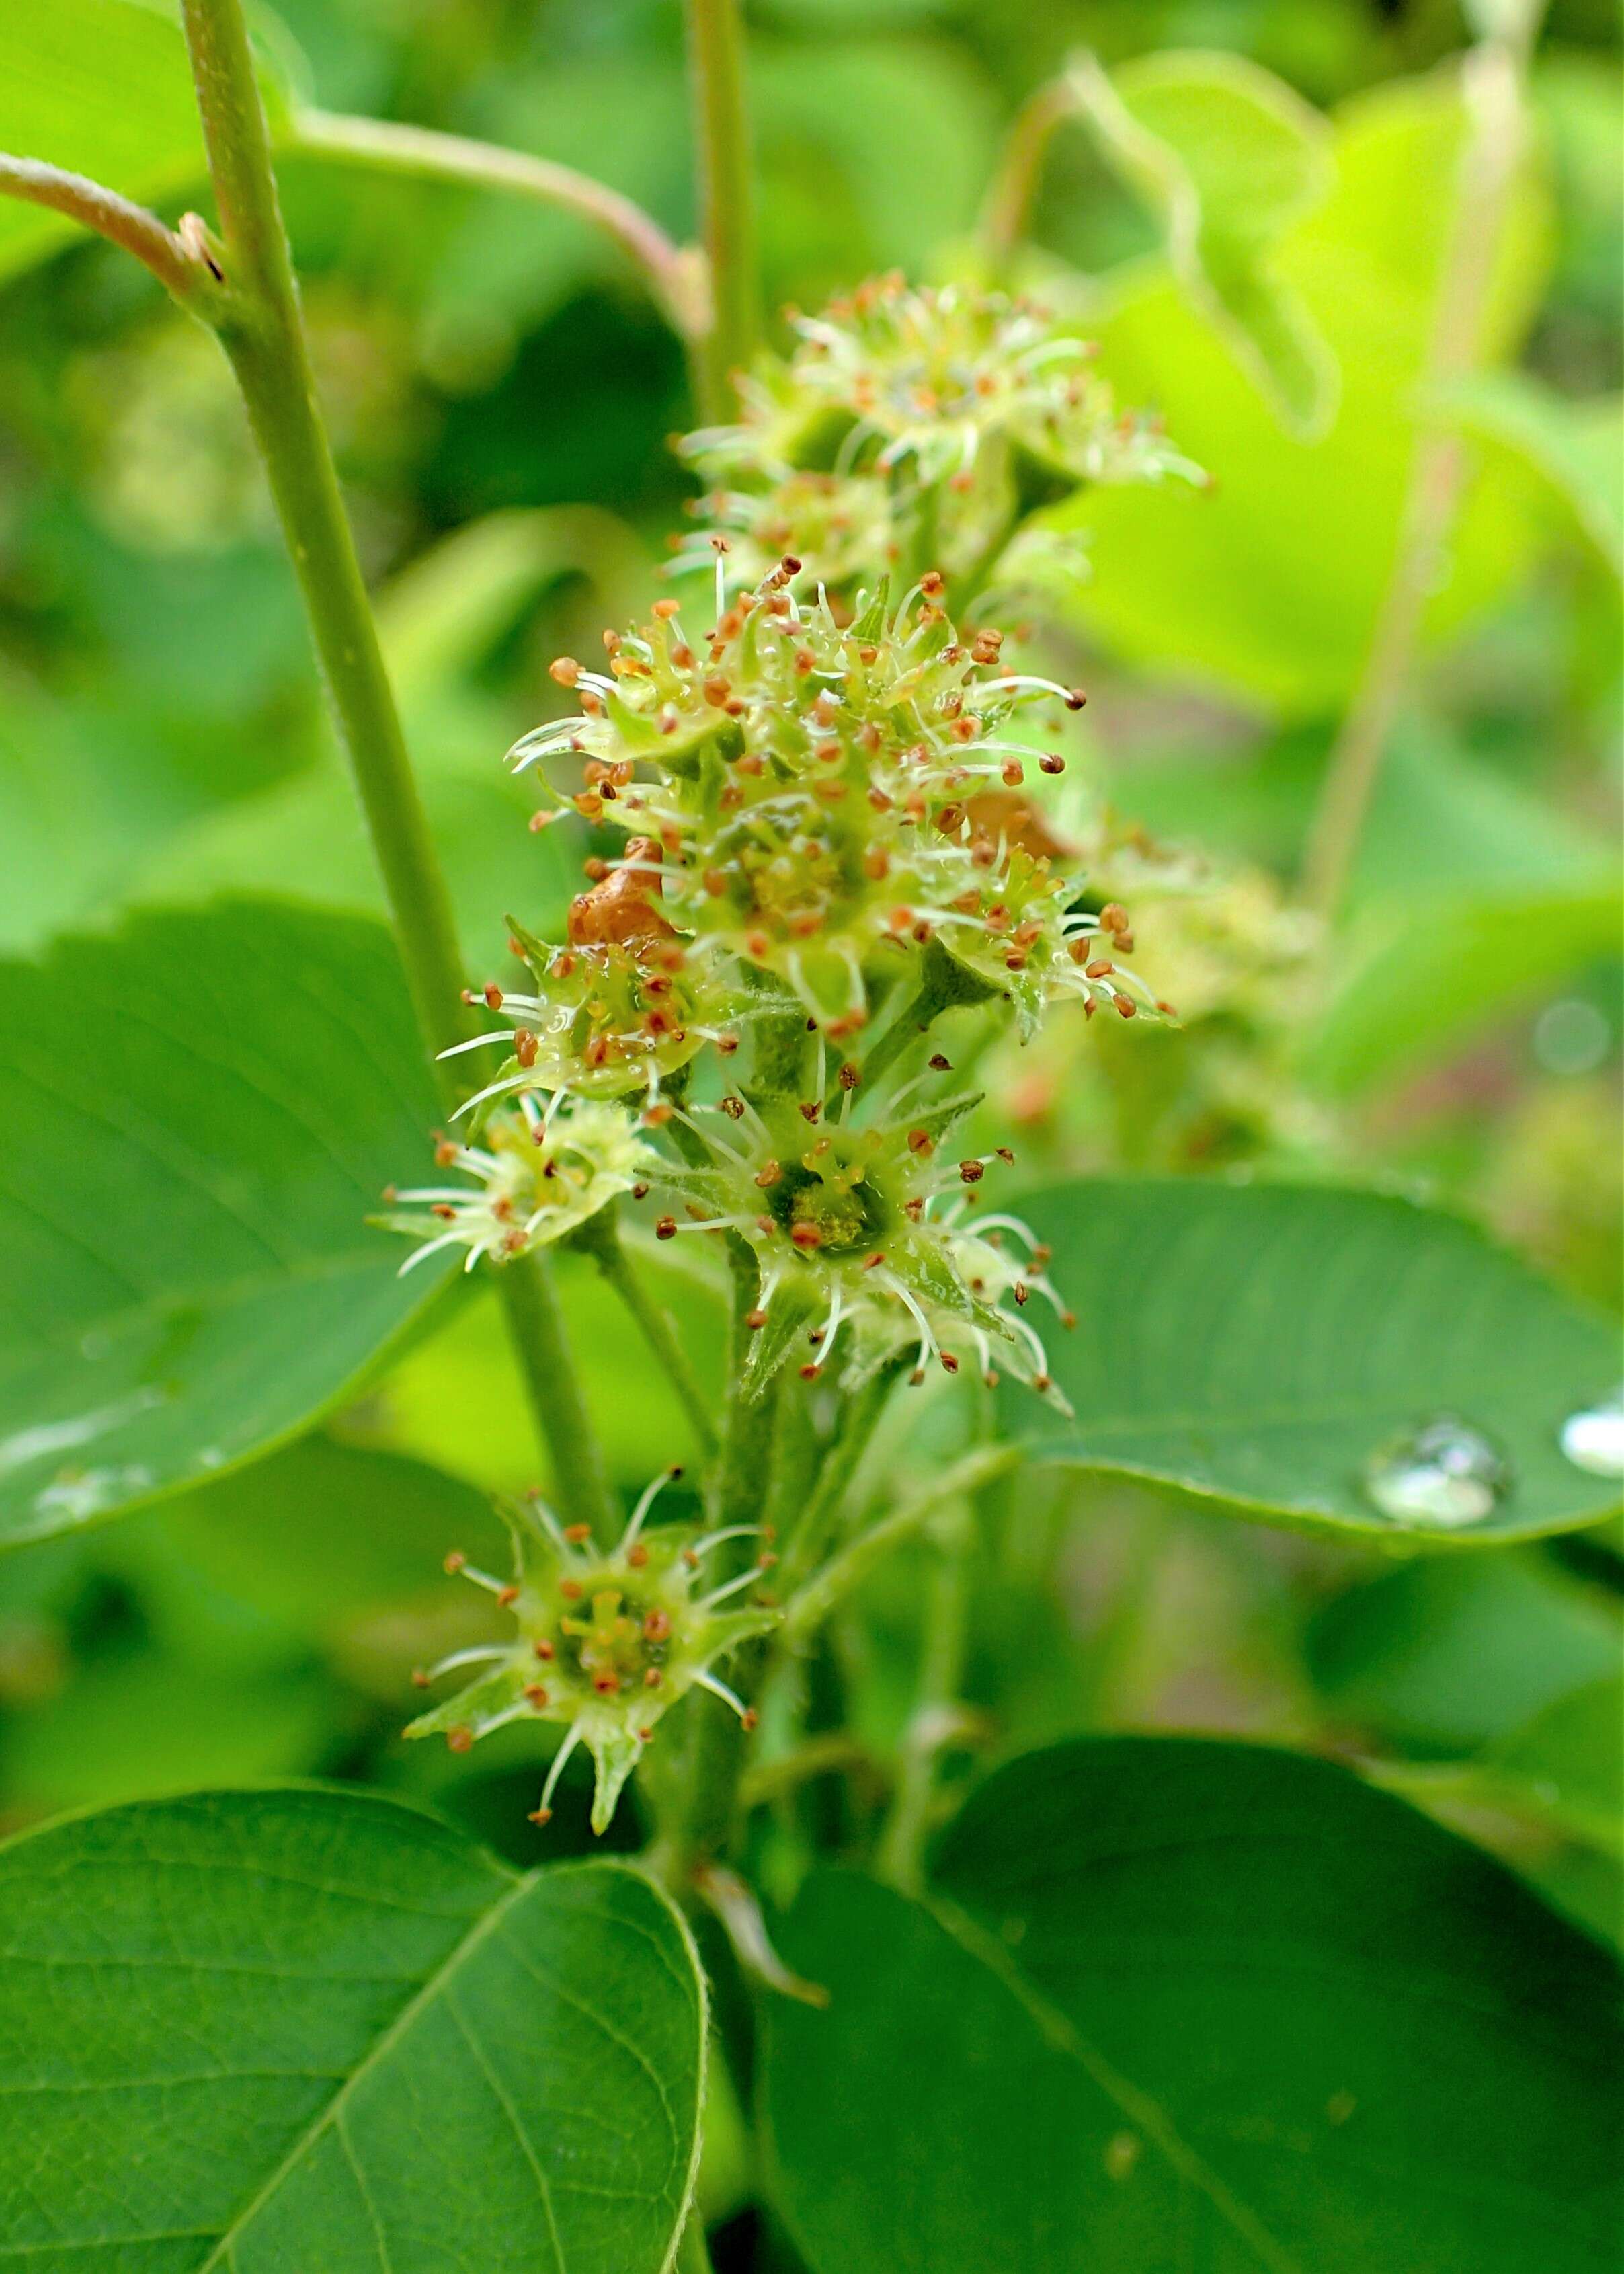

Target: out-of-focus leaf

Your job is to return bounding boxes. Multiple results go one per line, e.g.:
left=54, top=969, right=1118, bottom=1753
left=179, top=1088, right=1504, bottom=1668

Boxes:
left=0, top=1649, right=348, bottom=1817
left=0, top=900, right=452, bottom=1546
left=149, top=1434, right=507, bottom=1638
left=0, top=0, right=288, bottom=279
left=1305, top=1553, right=1619, bottom=1754
left=1488, top=1674, right=1624, bottom=1853
left=0, top=0, right=204, bottom=279
left=1004, top=1179, right=1621, bottom=1543
left=1430, top=371, right=1624, bottom=580
left=138, top=507, right=647, bottom=969
left=762, top=1737, right=1624, bottom=2273
left=0, top=1790, right=705, bottom=2271
left=1069, top=50, right=1338, bottom=436
left=346, top=1246, right=727, bottom=1492
left=1059, top=73, right=1552, bottom=712
left=1310, top=882, right=1619, bottom=1095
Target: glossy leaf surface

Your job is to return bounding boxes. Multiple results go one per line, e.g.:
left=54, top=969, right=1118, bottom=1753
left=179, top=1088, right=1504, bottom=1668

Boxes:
left=0, top=900, right=452, bottom=1545
left=1005, top=1179, right=1621, bottom=1542
left=0, top=1787, right=704, bottom=2270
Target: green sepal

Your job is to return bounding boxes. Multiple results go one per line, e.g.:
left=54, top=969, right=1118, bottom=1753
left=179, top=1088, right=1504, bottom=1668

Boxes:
left=743, top=1269, right=824, bottom=1400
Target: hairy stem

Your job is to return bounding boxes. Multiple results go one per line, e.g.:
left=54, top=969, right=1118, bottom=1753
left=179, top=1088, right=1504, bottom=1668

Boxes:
left=572, top=1209, right=719, bottom=1458
left=179, top=0, right=615, bottom=1538
left=784, top=1442, right=1019, bottom=1645
left=0, top=154, right=229, bottom=317
left=979, top=77, right=1076, bottom=273
left=290, top=109, right=706, bottom=341
left=776, top=1356, right=905, bottom=1593
left=684, top=0, right=758, bottom=420
left=1299, top=22, right=1542, bottom=918
left=875, top=1497, right=973, bottom=1893
left=675, top=2209, right=715, bottom=2273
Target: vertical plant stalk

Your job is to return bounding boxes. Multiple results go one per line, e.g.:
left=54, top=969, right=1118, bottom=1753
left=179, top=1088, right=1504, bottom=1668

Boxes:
left=875, top=1499, right=973, bottom=1894
left=684, top=0, right=759, bottom=420
left=979, top=77, right=1077, bottom=274
left=1299, top=19, right=1541, bottom=918
left=178, top=0, right=616, bottom=1539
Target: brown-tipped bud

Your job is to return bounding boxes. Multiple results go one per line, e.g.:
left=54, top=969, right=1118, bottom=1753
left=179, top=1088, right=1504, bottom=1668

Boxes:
left=563, top=1523, right=592, bottom=1544
left=514, top=1028, right=538, bottom=1069
left=652, top=596, right=681, bottom=619
left=907, top=1128, right=933, bottom=1156
left=444, top=1551, right=466, bottom=1575
left=864, top=845, right=891, bottom=881
left=655, top=1216, right=678, bottom=1239
left=1039, top=752, right=1065, bottom=775
left=527, top=1805, right=553, bottom=1826
left=643, top=1608, right=672, bottom=1641
left=410, top=1669, right=430, bottom=1689
left=920, top=570, right=945, bottom=597
left=446, top=1726, right=473, bottom=1753
left=838, top=1061, right=860, bottom=1091
left=534, top=1639, right=555, bottom=1660
left=524, top=1684, right=549, bottom=1708
left=1064, top=687, right=1087, bottom=710
left=1099, top=902, right=1129, bottom=933
left=1114, top=995, right=1137, bottom=1019
left=940, top=1351, right=960, bottom=1374
left=959, top=1159, right=985, bottom=1184
left=497, top=1583, right=520, bottom=1607
left=754, top=1159, right=782, bottom=1187
left=1001, top=761, right=1025, bottom=787
left=798, top=1101, right=821, bottom=1125
left=549, top=657, right=580, bottom=687
left=745, top=1307, right=768, bottom=1330
left=790, top=1221, right=823, bottom=1251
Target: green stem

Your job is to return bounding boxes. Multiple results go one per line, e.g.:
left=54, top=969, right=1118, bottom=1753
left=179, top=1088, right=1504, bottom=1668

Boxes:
left=784, top=1443, right=1019, bottom=1645
left=178, top=0, right=615, bottom=1539
left=572, top=1208, right=719, bottom=1458
left=290, top=109, right=706, bottom=342
left=875, top=1498, right=972, bottom=1893
left=494, top=1246, right=619, bottom=1543
left=978, top=77, right=1077, bottom=275
left=1299, top=18, right=1543, bottom=918
left=777, top=1356, right=904, bottom=1593
left=0, top=154, right=229, bottom=319
left=675, top=2210, right=715, bottom=2274
left=684, top=0, right=758, bottom=420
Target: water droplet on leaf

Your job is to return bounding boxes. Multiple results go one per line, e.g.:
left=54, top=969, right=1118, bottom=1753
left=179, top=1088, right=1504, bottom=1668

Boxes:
left=1559, top=1389, right=1624, bottom=1479
left=1363, top=1417, right=1508, bottom=1529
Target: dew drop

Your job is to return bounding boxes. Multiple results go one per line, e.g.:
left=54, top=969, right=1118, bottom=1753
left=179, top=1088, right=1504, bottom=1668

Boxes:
left=1363, top=1417, right=1508, bottom=1529
left=1559, top=1389, right=1624, bottom=1480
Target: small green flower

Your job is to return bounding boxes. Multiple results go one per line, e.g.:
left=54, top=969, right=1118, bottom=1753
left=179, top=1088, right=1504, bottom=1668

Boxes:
left=676, top=275, right=1203, bottom=590
left=378, top=1096, right=653, bottom=1274
left=647, top=1080, right=1077, bottom=1409
left=510, top=565, right=1170, bottom=1037
left=407, top=1471, right=779, bottom=1833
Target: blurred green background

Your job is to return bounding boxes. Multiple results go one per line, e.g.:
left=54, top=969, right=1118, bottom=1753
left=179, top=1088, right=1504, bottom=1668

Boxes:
left=0, top=1, right=1619, bottom=2167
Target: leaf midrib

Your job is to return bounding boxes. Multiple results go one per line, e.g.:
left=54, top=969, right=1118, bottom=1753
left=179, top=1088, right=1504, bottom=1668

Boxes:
left=192, top=1865, right=532, bottom=2272
left=931, top=1893, right=1306, bottom=2274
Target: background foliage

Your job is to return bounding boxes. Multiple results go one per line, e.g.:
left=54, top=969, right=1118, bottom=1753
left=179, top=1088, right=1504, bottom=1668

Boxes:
left=0, top=1, right=1619, bottom=2268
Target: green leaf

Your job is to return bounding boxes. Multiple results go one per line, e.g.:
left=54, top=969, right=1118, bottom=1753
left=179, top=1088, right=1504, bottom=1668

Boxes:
left=1056, top=73, right=1552, bottom=713
left=0, top=0, right=203, bottom=280
left=1305, top=1552, right=1620, bottom=1753
left=1309, top=883, right=1621, bottom=1095
left=0, top=0, right=288, bottom=280
left=1069, top=50, right=1338, bottom=437
left=0, top=899, right=452, bottom=1547
left=1429, top=370, right=1624, bottom=581
left=0, top=1787, right=704, bottom=2270
left=762, top=1737, right=1624, bottom=2274
left=1002, top=1178, right=1621, bottom=1542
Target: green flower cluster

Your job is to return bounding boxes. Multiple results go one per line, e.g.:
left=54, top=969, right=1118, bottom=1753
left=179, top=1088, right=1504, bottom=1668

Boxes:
left=674, top=273, right=1203, bottom=594
left=407, top=1473, right=778, bottom=1832
left=383, top=276, right=1196, bottom=1827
